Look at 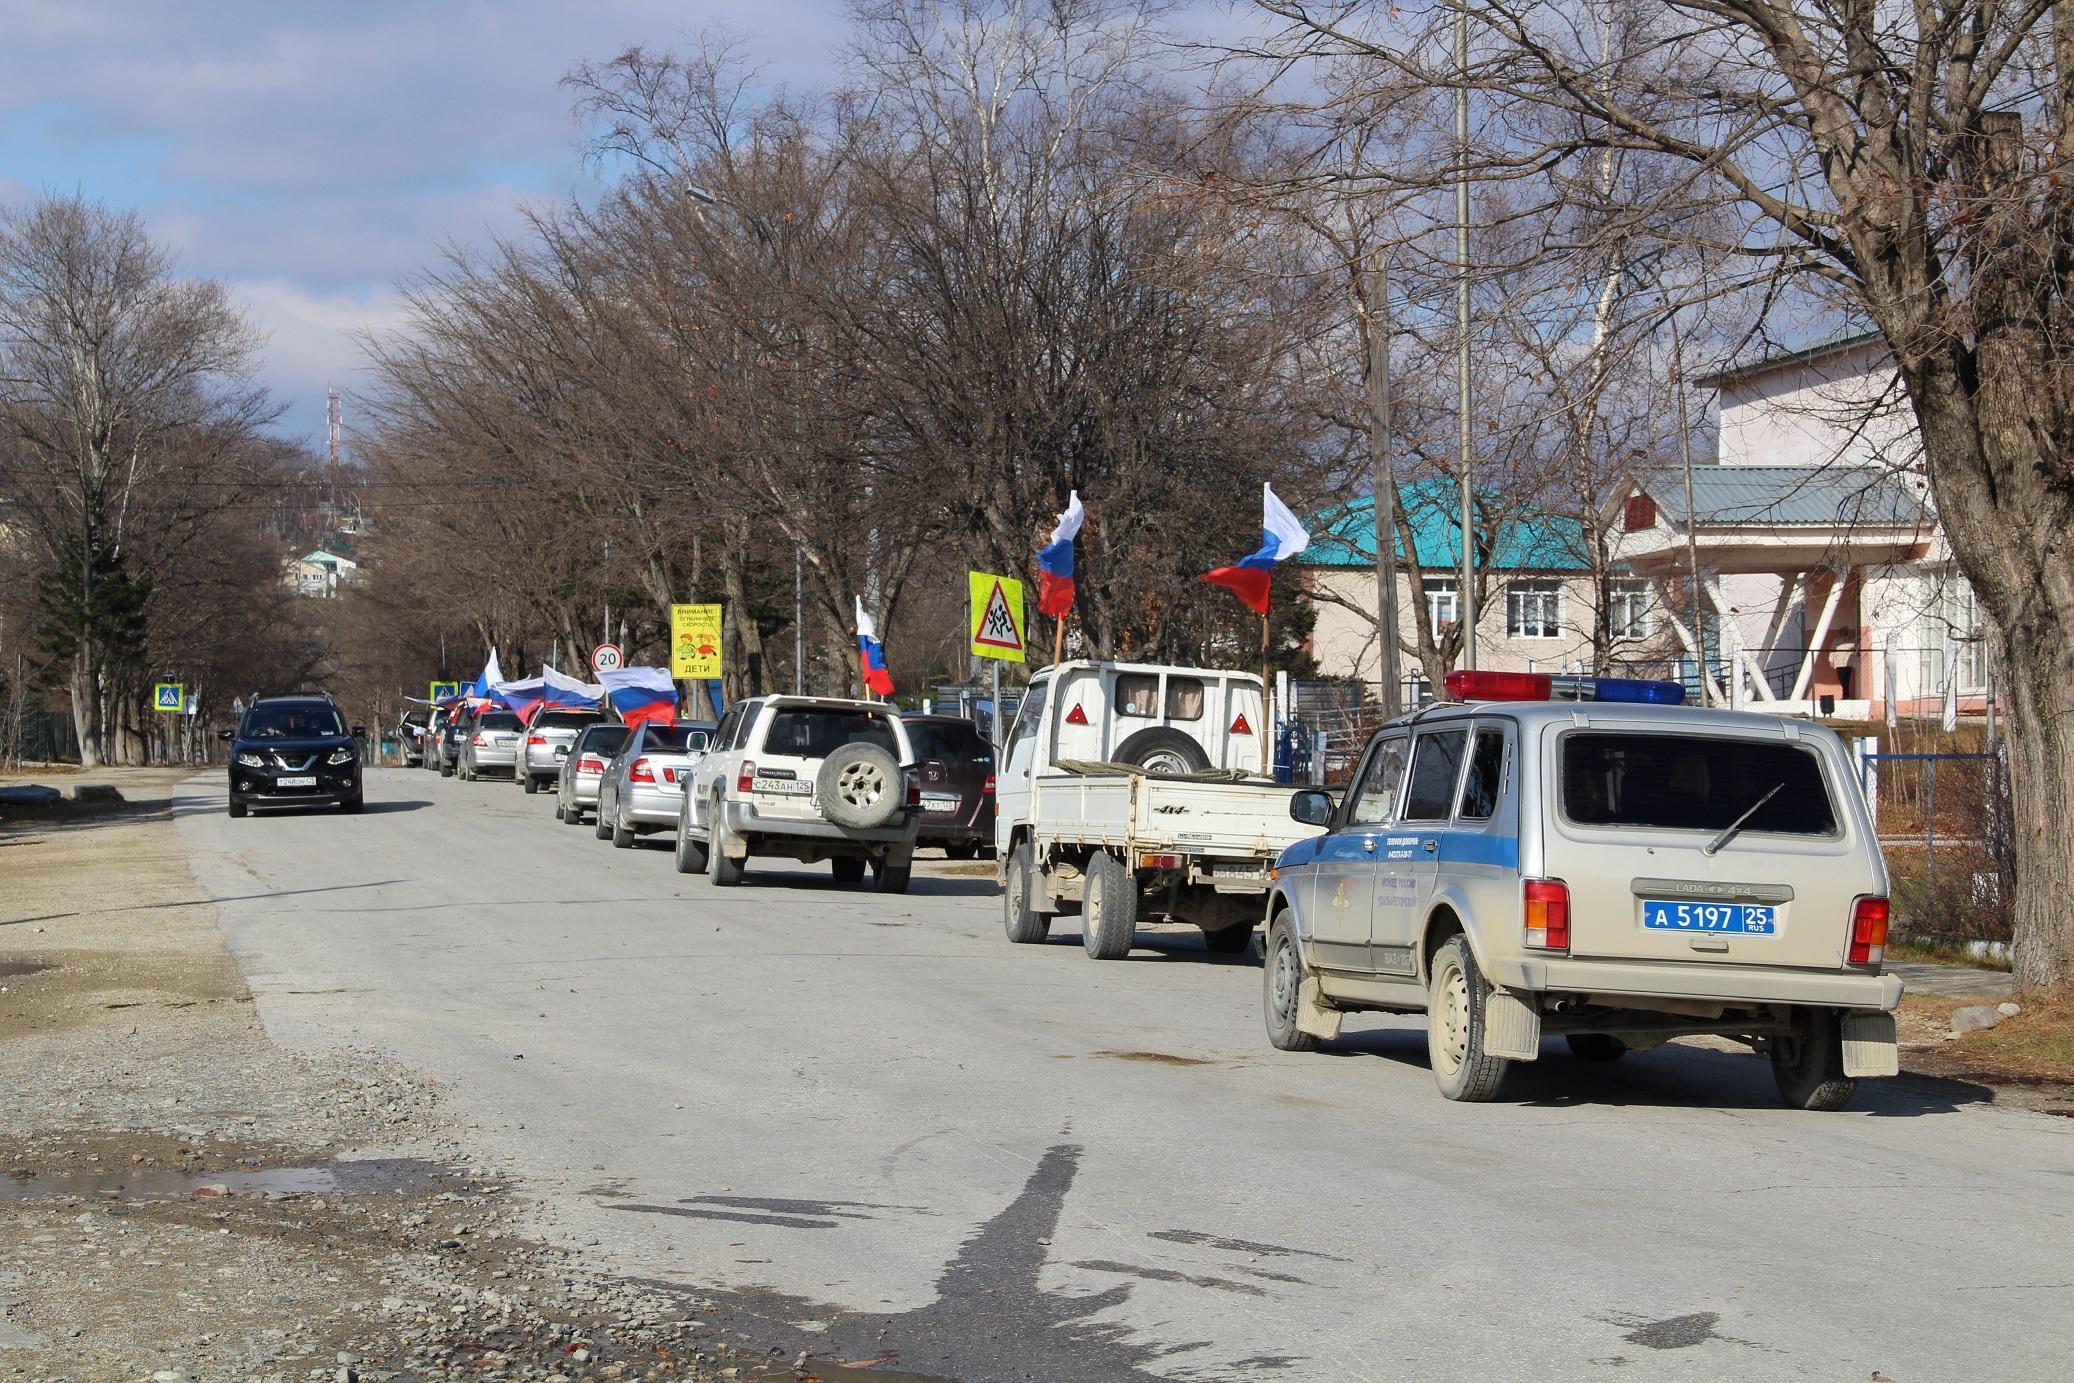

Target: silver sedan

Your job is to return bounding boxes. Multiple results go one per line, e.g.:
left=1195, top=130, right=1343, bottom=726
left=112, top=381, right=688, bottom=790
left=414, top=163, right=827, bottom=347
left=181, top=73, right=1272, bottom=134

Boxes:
left=594, top=721, right=714, bottom=849
left=554, top=722, right=632, bottom=826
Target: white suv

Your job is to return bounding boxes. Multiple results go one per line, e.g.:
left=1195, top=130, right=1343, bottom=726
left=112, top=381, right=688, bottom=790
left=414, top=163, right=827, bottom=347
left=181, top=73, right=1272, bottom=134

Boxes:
left=1263, top=675, right=1901, bottom=1109
left=675, top=696, right=922, bottom=892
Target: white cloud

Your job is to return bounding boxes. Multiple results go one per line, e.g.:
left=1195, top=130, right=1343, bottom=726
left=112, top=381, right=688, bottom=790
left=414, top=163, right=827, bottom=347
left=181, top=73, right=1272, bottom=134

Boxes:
left=229, top=279, right=413, bottom=450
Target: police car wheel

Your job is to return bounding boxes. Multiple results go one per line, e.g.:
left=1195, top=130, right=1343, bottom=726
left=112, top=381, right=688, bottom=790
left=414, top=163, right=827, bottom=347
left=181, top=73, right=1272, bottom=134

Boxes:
left=1003, top=843, right=1051, bottom=944
left=1771, top=1008, right=1857, bottom=1111
left=1263, top=917, right=1319, bottom=1053
left=1427, top=935, right=1509, bottom=1102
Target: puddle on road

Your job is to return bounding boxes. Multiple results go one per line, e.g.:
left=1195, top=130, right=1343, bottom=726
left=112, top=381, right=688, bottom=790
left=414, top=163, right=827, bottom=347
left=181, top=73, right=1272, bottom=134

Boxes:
left=0, top=1157, right=454, bottom=1203
left=0, top=960, right=53, bottom=979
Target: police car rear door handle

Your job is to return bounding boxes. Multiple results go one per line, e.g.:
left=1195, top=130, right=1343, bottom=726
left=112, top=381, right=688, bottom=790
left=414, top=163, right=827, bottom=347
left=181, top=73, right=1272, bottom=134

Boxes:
left=1362, top=835, right=1376, bottom=852
left=1422, top=838, right=1438, bottom=853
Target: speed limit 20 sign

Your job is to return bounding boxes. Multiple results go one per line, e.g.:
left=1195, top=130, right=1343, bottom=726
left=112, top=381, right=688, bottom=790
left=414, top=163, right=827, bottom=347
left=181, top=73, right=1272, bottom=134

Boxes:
left=591, top=643, right=623, bottom=674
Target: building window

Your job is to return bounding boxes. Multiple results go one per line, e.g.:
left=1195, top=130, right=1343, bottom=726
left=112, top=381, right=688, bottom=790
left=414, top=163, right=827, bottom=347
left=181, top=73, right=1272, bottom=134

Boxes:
left=1423, top=577, right=1458, bottom=629
left=1506, top=580, right=1564, bottom=640
left=1606, top=582, right=1652, bottom=640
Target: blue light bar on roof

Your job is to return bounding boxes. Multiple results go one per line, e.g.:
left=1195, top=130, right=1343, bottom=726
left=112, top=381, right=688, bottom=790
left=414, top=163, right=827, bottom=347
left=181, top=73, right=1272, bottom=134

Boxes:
left=1590, top=677, right=1686, bottom=705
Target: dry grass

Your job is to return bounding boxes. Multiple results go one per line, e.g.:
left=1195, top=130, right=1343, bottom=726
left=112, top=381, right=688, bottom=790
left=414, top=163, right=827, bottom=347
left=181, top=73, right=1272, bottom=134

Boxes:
left=1961, top=992, right=2074, bottom=1078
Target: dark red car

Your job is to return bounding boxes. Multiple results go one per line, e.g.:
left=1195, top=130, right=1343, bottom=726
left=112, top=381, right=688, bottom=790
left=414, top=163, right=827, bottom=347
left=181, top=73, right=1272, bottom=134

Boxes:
left=900, top=714, right=996, bottom=859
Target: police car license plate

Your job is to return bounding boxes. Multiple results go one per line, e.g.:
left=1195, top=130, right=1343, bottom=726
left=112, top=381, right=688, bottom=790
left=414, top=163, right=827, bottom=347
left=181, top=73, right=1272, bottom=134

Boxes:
left=922, top=793, right=961, bottom=812
left=1641, top=900, right=1776, bottom=935
left=277, top=776, right=316, bottom=788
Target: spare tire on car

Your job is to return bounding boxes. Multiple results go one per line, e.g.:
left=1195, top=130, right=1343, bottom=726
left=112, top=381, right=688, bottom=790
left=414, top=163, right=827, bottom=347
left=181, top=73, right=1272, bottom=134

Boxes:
left=1112, top=727, right=1210, bottom=775
left=816, top=742, right=904, bottom=829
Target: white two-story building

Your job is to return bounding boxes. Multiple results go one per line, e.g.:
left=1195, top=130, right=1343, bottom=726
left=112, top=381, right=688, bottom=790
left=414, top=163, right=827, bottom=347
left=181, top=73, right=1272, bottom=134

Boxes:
left=1608, top=331, right=1985, bottom=718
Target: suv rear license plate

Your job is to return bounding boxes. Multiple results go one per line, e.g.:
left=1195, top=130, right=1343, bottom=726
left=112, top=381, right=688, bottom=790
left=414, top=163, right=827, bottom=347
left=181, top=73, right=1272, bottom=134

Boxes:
left=922, top=794, right=960, bottom=812
left=758, top=779, right=812, bottom=795
left=277, top=776, right=317, bottom=788
left=1641, top=900, right=1776, bottom=935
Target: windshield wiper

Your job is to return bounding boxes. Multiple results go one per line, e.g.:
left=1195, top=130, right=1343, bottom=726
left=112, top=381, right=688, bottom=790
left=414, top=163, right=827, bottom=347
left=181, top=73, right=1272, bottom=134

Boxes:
left=1703, top=782, right=1784, bottom=856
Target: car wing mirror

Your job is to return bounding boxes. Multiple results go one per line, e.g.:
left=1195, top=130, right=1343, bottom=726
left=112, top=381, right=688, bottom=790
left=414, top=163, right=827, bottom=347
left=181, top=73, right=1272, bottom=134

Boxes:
left=351, top=725, right=367, bottom=738
left=216, top=728, right=234, bottom=742
left=684, top=731, right=712, bottom=753
left=1290, top=789, right=1335, bottom=827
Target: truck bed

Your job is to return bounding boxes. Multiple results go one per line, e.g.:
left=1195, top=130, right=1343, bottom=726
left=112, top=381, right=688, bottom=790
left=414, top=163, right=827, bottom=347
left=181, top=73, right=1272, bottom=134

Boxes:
left=1029, top=767, right=1314, bottom=859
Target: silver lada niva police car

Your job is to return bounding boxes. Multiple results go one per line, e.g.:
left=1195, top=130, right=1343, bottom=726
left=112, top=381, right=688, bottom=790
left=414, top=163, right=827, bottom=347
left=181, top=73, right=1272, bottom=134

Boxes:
left=1263, top=671, right=1900, bottom=1109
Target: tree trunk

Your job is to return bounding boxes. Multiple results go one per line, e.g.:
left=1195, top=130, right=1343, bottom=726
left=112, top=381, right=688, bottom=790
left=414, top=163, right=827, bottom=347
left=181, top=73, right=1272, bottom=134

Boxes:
left=69, top=653, right=101, bottom=769
left=1992, top=621, right=2074, bottom=993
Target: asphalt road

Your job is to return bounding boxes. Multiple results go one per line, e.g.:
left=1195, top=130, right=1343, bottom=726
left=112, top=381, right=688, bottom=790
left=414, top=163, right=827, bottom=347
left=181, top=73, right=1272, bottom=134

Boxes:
left=172, top=768, right=2072, bottom=1382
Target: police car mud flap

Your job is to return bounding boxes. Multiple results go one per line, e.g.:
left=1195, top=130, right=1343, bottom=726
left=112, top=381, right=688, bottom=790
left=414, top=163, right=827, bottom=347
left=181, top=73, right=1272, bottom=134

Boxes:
left=1481, top=988, right=1542, bottom=1061
left=1841, top=1010, right=1900, bottom=1077
left=1295, top=978, right=1344, bottom=1041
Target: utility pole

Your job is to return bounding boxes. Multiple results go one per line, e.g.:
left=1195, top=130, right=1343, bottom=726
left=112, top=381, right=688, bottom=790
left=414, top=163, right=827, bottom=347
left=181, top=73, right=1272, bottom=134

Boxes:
left=1364, top=251, right=1402, bottom=717
left=1669, top=305, right=1708, bottom=704
left=794, top=553, right=805, bottom=695
left=1455, top=1, right=1477, bottom=670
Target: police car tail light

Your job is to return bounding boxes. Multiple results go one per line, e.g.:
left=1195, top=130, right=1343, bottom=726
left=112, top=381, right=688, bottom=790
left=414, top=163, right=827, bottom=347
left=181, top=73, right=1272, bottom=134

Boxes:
left=1445, top=670, right=1550, bottom=701
left=1523, top=878, right=1570, bottom=951
left=629, top=757, right=657, bottom=785
left=1848, top=896, right=1890, bottom=966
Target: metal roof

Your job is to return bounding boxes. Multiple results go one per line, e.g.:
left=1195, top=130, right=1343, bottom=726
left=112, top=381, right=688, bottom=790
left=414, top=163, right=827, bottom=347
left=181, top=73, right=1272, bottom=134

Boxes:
left=1642, top=465, right=1926, bottom=528
left=1693, top=330, right=1886, bottom=389
left=1300, top=476, right=1590, bottom=572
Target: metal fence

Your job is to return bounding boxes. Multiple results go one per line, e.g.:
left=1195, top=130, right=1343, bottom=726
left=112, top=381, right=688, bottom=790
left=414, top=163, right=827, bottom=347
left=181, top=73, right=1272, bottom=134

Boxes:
left=1856, top=744, right=2012, bottom=948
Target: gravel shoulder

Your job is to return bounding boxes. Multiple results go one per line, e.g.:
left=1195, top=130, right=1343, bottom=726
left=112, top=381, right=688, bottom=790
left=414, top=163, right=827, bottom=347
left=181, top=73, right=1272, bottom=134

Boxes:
left=0, top=770, right=835, bottom=1383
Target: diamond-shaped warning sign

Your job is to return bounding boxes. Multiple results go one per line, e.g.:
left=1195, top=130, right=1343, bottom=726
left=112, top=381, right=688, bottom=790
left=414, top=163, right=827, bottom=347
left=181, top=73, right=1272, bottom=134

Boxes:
left=968, top=571, right=1027, bottom=663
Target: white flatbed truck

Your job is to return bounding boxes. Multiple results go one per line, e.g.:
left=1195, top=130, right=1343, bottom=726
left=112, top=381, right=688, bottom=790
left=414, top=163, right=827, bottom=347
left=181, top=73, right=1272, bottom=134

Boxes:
left=994, top=660, right=1327, bottom=958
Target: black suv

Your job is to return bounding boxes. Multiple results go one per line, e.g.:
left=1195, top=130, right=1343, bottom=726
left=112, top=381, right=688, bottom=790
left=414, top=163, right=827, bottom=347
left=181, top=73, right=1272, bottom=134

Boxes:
left=221, top=695, right=367, bottom=817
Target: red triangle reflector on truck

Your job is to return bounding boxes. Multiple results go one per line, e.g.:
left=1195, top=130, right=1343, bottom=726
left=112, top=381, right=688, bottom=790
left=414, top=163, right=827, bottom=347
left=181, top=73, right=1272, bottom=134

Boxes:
left=1065, top=703, right=1089, bottom=725
left=1230, top=713, right=1252, bottom=735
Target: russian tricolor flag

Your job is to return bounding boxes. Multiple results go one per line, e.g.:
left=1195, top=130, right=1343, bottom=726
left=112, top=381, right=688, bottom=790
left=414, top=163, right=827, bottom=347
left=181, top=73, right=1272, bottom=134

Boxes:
left=542, top=665, right=603, bottom=712
left=467, top=650, right=505, bottom=706
left=1202, top=483, right=1311, bottom=614
left=855, top=597, right=895, bottom=698
left=599, top=666, right=680, bottom=731
left=492, top=675, right=546, bottom=723
left=1036, top=490, right=1083, bottom=617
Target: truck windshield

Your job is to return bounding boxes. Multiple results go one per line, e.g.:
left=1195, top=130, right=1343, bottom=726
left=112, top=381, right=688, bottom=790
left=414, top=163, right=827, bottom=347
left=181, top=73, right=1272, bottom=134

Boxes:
left=1561, top=732, right=1838, bottom=836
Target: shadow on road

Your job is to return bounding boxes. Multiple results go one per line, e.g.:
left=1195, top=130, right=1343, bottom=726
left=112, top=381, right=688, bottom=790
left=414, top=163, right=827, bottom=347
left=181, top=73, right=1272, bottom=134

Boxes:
left=1312, top=1024, right=1994, bottom=1117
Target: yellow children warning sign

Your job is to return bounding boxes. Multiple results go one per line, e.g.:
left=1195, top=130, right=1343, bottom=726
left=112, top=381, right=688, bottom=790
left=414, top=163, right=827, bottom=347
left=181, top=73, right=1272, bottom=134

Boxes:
left=671, top=604, right=724, bottom=679
left=967, top=572, right=1027, bottom=663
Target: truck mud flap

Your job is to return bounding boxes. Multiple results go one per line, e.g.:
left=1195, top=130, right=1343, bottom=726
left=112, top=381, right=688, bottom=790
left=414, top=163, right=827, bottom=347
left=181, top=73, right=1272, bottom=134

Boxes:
left=1295, top=978, right=1343, bottom=1041
left=1841, top=1010, right=1900, bottom=1077
left=1482, top=988, right=1542, bottom=1062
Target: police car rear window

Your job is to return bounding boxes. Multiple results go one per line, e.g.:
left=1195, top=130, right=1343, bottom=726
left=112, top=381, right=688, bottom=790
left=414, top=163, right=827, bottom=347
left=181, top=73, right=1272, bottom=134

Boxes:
left=1560, top=733, right=1838, bottom=836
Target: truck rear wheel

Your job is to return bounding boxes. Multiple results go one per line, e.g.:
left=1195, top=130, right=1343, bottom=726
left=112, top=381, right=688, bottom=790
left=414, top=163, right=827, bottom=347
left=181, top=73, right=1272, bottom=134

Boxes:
left=1003, top=843, right=1050, bottom=944
left=1082, top=851, right=1137, bottom=960
left=1771, top=1008, right=1857, bottom=1111
left=1263, top=916, right=1318, bottom=1053
left=1427, top=935, right=1509, bottom=1102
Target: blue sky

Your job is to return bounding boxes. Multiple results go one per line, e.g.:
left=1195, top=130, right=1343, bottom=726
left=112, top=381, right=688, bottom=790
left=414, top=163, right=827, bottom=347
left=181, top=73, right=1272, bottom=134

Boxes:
left=0, top=1, right=856, bottom=449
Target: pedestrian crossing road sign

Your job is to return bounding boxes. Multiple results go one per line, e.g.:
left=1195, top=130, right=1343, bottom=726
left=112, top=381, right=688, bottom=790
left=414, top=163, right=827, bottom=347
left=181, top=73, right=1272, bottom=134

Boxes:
left=429, top=680, right=461, bottom=702
left=153, top=683, right=185, bottom=713
left=967, top=571, right=1027, bottom=663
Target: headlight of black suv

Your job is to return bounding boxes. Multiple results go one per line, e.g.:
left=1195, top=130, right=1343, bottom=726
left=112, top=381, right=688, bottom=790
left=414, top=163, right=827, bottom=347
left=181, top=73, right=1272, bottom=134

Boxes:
left=236, top=752, right=265, bottom=768
left=326, top=748, right=356, bottom=766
